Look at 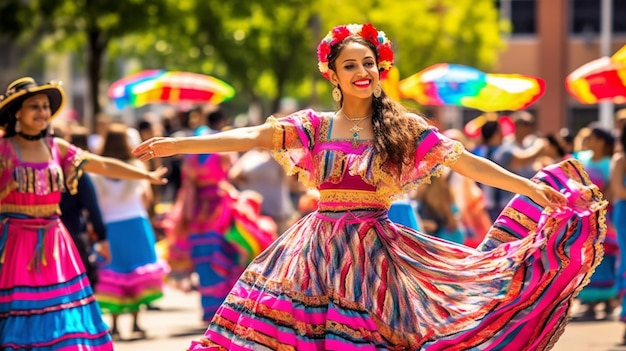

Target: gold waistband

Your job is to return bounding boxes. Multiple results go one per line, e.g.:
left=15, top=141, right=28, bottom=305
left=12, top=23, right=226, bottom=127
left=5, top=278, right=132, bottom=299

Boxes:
left=0, top=203, right=61, bottom=218
left=318, top=189, right=389, bottom=211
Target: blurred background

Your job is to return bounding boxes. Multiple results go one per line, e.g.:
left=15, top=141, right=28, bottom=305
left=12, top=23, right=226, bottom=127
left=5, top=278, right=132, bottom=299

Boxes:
left=0, top=0, right=624, bottom=135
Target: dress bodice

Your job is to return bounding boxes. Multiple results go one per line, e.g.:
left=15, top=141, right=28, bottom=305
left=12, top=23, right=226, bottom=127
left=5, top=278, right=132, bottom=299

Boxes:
left=268, top=109, right=464, bottom=211
left=0, top=138, right=88, bottom=218
left=183, top=153, right=231, bottom=186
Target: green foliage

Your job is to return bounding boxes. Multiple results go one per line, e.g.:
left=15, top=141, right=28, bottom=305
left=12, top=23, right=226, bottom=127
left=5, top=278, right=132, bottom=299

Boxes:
left=0, top=0, right=508, bottom=117
left=316, top=0, right=506, bottom=77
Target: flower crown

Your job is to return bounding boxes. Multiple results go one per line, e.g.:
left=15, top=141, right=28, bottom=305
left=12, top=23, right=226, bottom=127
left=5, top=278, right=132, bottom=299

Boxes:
left=317, top=23, right=394, bottom=81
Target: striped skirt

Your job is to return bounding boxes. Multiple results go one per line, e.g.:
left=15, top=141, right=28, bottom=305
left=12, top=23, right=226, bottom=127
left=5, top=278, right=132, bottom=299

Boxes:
left=95, top=217, right=168, bottom=314
left=188, top=159, right=606, bottom=351
left=0, top=214, right=112, bottom=351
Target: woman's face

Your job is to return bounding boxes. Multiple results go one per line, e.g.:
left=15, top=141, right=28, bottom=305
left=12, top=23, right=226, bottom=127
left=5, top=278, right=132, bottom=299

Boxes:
left=16, top=93, right=51, bottom=133
left=329, top=42, right=379, bottom=100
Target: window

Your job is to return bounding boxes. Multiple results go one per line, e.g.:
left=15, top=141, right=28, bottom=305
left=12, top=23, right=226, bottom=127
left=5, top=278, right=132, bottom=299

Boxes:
left=496, top=0, right=536, bottom=35
left=571, top=0, right=626, bottom=34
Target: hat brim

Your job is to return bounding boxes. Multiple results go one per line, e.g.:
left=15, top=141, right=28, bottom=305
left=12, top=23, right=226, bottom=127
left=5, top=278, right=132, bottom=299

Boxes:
left=0, top=83, right=65, bottom=128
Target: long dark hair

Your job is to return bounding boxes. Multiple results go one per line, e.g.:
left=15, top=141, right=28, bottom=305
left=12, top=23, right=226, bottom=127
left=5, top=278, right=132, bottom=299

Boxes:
left=589, top=126, right=615, bottom=157
left=328, top=36, right=418, bottom=173
left=99, top=122, right=134, bottom=161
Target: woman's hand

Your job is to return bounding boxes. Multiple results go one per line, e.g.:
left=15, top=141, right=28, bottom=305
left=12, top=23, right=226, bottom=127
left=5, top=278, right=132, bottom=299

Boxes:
left=147, top=166, right=169, bottom=185
left=133, top=137, right=178, bottom=161
left=527, top=181, right=567, bottom=208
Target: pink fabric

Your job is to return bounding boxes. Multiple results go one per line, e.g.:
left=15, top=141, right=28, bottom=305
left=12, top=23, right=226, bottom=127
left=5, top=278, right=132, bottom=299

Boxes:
left=186, top=109, right=606, bottom=351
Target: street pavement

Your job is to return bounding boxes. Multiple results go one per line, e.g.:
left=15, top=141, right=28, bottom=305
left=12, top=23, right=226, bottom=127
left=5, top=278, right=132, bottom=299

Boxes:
left=110, top=288, right=626, bottom=351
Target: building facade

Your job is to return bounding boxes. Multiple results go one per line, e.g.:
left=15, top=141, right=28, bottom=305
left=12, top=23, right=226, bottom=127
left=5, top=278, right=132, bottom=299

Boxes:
left=496, top=0, right=626, bottom=133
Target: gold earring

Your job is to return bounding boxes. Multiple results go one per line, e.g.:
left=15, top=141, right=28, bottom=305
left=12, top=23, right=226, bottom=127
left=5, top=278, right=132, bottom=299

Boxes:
left=332, top=86, right=342, bottom=102
left=373, top=85, right=382, bottom=98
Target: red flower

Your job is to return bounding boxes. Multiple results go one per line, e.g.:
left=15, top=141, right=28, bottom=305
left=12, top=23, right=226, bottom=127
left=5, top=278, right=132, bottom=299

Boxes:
left=317, top=41, right=331, bottom=62
left=360, top=24, right=380, bottom=46
left=378, top=44, right=394, bottom=64
left=330, top=26, right=351, bottom=45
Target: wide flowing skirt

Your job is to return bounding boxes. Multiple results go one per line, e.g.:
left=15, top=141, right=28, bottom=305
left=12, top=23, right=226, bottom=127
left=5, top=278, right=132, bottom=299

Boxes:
left=189, top=159, right=607, bottom=351
left=95, top=217, right=168, bottom=314
left=0, top=214, right=113, bottom=351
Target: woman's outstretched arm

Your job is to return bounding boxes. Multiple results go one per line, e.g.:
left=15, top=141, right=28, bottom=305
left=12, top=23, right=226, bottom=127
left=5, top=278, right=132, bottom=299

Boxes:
left=55, top=137, right=168, bottom=185
left=450, top=150, right=566, bottom=208
left=132, top=123, right=275, bottom=161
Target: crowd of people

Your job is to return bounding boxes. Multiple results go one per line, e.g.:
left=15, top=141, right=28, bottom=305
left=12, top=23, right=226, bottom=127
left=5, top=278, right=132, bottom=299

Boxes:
left=0, top=22, right=617, bottom=351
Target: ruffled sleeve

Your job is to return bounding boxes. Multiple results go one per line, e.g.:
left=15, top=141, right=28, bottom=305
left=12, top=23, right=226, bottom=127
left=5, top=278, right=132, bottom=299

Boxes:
left=394, top=114, right=464, bottom=191
left=267, top=109, right=320, bottom=188
left=58, top=140, right=91, bottom=195
left=413, top=125, right=464, bottom=184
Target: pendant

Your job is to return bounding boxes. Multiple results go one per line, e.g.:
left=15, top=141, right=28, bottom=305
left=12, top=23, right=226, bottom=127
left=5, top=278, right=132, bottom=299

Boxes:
left=349, top=124, right=363, bottom=148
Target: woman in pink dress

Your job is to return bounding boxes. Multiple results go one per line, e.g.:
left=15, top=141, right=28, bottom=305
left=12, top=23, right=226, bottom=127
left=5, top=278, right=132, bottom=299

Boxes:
left=135, top=24, right=607, bottom=351
left=167, top=112, right=277, bottom=322
left=0, top=77, right=167, bottom=351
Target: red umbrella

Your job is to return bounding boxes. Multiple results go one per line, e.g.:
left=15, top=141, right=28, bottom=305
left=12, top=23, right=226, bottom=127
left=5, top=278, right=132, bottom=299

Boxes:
left=566, top=45, right=626, bottom=104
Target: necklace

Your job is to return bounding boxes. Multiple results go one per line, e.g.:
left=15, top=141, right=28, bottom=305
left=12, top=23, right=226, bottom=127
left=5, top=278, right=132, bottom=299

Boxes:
left=340, top=109, right=371, bottom=148
left=17, top=131, right=45, bottom=141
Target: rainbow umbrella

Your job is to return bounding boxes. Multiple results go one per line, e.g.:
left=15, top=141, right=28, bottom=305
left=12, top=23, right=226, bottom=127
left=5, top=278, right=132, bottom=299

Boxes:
left=398, top=63, right=545, bottom=112
left=566, top=45, right=626, bottom=104
left=108, top=70, right=236, bottom=109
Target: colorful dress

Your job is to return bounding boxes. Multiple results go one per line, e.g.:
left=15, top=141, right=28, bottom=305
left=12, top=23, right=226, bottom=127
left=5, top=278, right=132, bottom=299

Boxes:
left=173, top=148, right=277, bottom=321
left=0, top=137, right=112, bottom=351
left=188, top=109, right=607, bottom=351
left=575, top=153, right=618, bottom=304
left=90, top=166, right=168, bottom=314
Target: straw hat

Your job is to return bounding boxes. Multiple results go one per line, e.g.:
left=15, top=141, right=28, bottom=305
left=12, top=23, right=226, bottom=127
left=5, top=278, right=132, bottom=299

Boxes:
left=0, top=77, right=65, bottom=129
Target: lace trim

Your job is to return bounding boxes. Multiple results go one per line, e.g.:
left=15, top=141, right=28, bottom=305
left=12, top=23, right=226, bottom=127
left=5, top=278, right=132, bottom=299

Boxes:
left=269, top=112, right=464, bottom=203
left=267, top=115, right=316, bottom=189
left=373, top=141, right=464, bottom=202
left=318, top=189, right=390, bottom=211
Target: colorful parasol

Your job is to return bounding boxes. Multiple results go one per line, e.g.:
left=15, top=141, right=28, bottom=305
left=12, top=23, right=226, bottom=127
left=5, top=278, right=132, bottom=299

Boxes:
left=398, top=63, right=545, bottom=112
left=566, top=45, right=626, bottom=104
left=107, top=70, right=236, bottom=109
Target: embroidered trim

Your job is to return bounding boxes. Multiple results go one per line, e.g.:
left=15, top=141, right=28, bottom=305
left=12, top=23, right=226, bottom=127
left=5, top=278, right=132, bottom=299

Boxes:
left=0, top=158, right=17, bottom=202
left=269, top=111, right=464, bottom=203
left=64, top=152, right=90, bottom=195
left=0, top=203, right=61, bottom=217
left=267, top=113, right=316, bottom=189
left=14, top=165, right=64, bottom=195
left=318, top=189, right=390, bottom=211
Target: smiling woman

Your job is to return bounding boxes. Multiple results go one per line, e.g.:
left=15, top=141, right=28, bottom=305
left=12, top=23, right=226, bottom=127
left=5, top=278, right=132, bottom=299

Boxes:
left=131, top=24, right=607, bottom=351
left=0, top=77, right=169, bottom=351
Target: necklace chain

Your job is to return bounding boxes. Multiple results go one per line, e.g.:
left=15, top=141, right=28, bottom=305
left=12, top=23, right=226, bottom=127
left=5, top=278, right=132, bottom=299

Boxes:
left=341, top=108, right=372, bottom=122
left=339, top=109, right=371, bottom=148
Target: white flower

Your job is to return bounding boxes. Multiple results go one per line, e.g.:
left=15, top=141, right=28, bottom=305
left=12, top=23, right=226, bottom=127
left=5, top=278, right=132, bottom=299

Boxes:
left=346, top=24, right=363, bottom=34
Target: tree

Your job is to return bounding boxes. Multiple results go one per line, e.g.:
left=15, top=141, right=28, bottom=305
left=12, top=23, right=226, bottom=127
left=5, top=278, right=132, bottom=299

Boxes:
left=0, top=0, right=508, bottom=124
left=0, top=0, right=187, bottom=127
left=315, top=0, right=507, bottom=104
left=184, top=0, right=317, bottom=116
